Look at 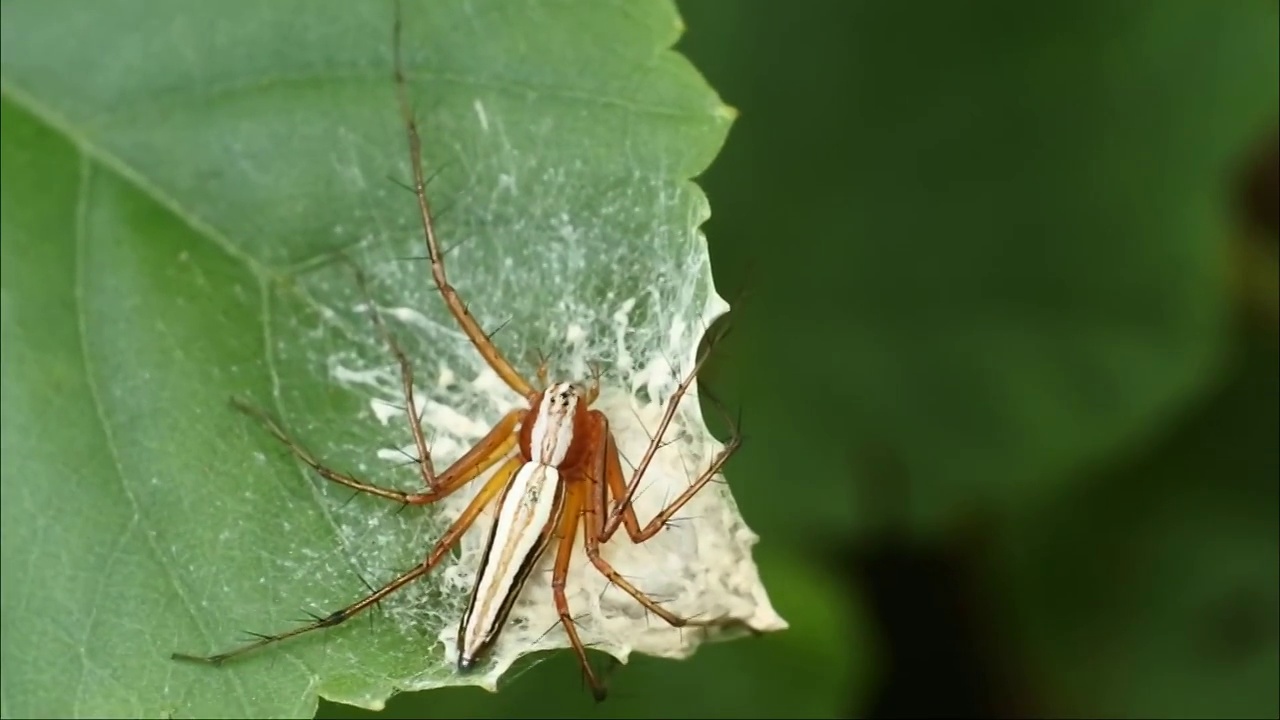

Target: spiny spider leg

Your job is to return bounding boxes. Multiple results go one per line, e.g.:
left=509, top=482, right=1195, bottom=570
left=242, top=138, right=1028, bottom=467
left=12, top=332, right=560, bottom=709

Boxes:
left=580, top=412, right=741, bottom=632
left=171, top=456, right=525, bottom=665
left=230, top=398, right=524, bottom=506
left=603, top=382, right=742, bottom=543
left=600, top=320, right=736, bottom=539
left=549, top=480, right=606, bottom=701
left=338, top=254, right=441, bottom=490
left=392, top=1, right=536, bottom=399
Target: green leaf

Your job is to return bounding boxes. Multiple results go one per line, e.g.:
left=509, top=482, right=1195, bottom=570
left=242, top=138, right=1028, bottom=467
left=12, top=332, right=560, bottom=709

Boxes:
left=679, top=0, right=1280, bottom=537
left=1, top=1, right=783, bottom=718
left=990, top=330, right=1279, bottom=718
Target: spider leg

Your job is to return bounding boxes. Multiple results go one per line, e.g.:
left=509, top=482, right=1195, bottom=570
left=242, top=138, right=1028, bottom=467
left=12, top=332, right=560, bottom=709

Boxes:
left=390, top=2, right=535, bottom=399
left=340, top=254, right=442, bottom=491
left=583, top=412, right=754, bottom=638
left=600, top=328, right=729, bottom=538
left=550, top=479, right=607, bottom=702
left=584, top=361, right=603, bottom=405
left=535, top=353, right=551, bottom=391
left=593, top=411, right=643, bottom=541
left=428, top=408, right=526, bottom=497
left=580, top=413, right=737, bottom=631
left=172, top=455, right=523, bottom=666
left=232, top=398, right=523, bottom=506
left=593, top=409, right=739, bottom=544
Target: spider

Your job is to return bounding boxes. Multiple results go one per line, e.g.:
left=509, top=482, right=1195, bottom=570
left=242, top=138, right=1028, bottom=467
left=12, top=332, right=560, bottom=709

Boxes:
left=171, top=2, right=745, bottom=702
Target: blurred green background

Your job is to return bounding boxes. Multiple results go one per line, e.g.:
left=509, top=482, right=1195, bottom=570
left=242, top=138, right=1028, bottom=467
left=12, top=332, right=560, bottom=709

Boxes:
left=2, top=0, right=1276, bottom=718
left=320, top=1, right=1280, bottom=718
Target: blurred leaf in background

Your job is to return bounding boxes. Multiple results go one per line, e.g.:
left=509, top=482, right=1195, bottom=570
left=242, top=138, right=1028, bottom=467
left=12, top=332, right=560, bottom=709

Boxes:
left=679, top=0, right=1279, bottom=541
left=673, top=0, right=1277, bottom=717
left=990, top=330, right=1279, bottom=719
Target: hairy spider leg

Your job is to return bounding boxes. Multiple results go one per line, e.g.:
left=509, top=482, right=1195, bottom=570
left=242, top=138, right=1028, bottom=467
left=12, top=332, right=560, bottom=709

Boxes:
left=171, top=456, right=526, bottom=666
left=596, top=410, right=739, bottom=545
left=600, top=322, right=733, bottom=539
left=548, top=478, right=606, bottom=701
left=577, top=413, right=737, bottom=632
left=391, top=2, right=535, bottom=399
left=231, top=399, right=525, bottom=506
left=341, top=253, right=445, bottom=490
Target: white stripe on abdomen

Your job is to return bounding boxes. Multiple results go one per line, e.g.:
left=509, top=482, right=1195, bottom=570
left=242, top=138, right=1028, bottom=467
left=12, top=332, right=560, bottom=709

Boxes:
left=457, top=462, right=565, bottom=669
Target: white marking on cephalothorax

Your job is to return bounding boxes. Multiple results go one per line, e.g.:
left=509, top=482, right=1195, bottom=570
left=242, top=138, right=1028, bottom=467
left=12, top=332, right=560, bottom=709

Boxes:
left=458, top=462, right=564, bottom=666
left=528, top=383, right=579, bottom=467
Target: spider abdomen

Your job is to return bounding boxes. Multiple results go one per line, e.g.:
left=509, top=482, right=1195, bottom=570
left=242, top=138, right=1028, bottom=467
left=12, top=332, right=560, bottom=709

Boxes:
left=456, top=462, right=567, bottom=670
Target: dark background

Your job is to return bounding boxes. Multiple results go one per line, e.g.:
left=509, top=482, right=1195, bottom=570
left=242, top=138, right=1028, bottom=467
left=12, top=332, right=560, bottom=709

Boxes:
left=322, top=1, right=1280, bottom=718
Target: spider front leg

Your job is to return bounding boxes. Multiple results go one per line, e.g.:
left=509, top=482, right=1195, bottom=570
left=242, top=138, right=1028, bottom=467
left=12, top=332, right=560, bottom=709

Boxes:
left=579, top=412, right=742, bottom=631
left=232, top=398, right=524, bottom=506
left=391, top=3, right=535, bottom=400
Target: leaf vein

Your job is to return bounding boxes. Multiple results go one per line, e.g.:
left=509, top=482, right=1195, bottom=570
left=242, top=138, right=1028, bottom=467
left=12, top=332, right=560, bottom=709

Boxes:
left=72, top=156, right=254, bottom=718
left=85, top=66, right=710, bottom=129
